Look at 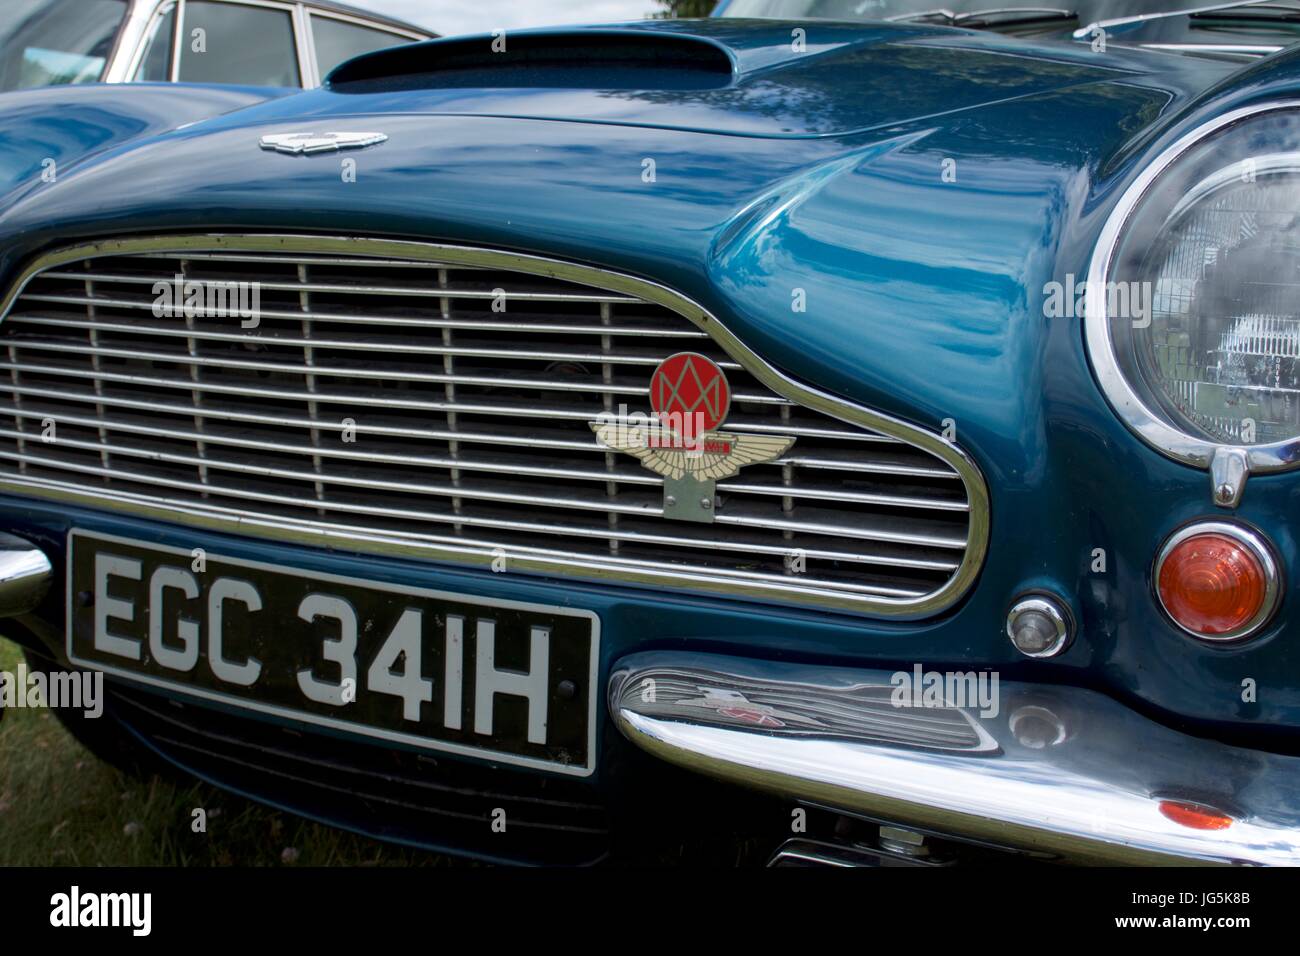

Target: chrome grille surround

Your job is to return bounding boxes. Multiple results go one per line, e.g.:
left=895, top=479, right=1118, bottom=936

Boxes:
left=0, top=234, right=989, bottom=617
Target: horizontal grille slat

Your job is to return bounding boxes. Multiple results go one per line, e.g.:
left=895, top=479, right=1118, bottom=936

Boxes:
left=39, top=270, right=644, bottom=303
left=7, top=470, right=958, bottom=574
left=0, top=406, right=965, bottom=511
left=3, top=337, right=748, bottom=379
left=15, top=297, right=708, bottom=336
left=0, top=238, right=984, bottom=614
left=5, top=323, right=769, bottom=398
left=0, top=440, right=965, bottom=550
left=0, top=360, right=882, bottom=437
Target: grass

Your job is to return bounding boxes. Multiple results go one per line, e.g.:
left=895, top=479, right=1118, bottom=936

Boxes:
left=0, top=637, right=455, bottom=866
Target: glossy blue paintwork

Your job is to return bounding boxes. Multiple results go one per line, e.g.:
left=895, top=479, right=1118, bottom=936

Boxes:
left=0, top=83, right=286, bottom=206
left=1, top=19, right=1299, bottom=765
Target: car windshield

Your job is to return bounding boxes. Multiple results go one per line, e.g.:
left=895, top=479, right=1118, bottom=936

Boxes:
left=718, top=0, right=1291, bottom=28
left=0, top=0, right=127, bottom=93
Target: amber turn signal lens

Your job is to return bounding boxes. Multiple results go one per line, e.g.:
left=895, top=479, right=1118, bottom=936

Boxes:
left=1158, top=800, right=1233, bottom=831
left=1157, top=530, right=1272, bottom=638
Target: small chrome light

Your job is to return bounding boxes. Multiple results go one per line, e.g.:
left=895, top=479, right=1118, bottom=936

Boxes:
left=1006, top=595, right=1073, bottom=658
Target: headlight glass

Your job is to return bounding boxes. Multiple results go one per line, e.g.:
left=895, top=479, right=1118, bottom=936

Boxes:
left=1105, top=110, right=1300, bottom=449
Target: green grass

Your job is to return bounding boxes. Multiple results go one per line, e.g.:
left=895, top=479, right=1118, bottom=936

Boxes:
left=0, top=638, right=456, bottom=866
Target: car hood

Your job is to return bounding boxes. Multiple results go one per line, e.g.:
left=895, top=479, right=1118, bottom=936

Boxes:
left=286, top=19, right=1237, bottom=138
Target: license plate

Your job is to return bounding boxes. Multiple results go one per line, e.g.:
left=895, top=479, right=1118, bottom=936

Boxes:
left=66, top=530, right=599, bottom=775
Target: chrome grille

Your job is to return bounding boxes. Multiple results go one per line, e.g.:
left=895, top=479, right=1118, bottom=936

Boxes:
left=0, top=236, right=987, bottom=615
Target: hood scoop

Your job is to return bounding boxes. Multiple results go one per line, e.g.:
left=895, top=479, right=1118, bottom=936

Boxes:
left=327, top=31, right=735, bottom=93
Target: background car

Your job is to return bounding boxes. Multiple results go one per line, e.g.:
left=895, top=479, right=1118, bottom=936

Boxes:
left=0, top=0, right=434, bottom=93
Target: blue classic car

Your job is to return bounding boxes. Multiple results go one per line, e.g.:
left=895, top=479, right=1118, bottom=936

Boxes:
left=2, top=0, right=1300, bottom=867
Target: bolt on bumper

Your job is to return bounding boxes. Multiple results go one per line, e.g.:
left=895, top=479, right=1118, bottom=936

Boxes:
left=609, top=652, right=1300, bottom=866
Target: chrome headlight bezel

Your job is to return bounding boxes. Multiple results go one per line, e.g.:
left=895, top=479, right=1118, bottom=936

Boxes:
left=1085, top=100, right=1300, bottom=501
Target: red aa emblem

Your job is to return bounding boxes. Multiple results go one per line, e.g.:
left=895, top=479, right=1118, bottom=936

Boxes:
left=649, top=352, right=731, bottom=438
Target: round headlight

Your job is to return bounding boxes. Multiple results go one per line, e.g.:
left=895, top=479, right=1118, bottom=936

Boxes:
left=1087, top=103, right=1300, bottom=481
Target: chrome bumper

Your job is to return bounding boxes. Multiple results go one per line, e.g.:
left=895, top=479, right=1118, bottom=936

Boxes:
left=0, top=533, right=50, bottom=618
left=610, top=653, right=1300, bottom=866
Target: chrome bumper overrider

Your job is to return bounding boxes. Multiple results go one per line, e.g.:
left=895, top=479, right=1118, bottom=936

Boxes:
left=610, top=653, right=1300, bottom=865
left=0, top=533, right=50, bottom=618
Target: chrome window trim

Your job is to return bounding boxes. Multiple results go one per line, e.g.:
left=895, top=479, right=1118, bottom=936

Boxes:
left=292, top=2, right=318, bottom=87
left=120, top=0, right=177, bottom=82
left=1139, top=43, right=1284, bottom=54
left=1153, top=520, right=1282, bottom=640
left=99, top=0, right=151, bottom=83
left=0, top=233, right=990, bottom=619
left=170, top=0, right=186, bottom=82
left=1084, top=100, right=1300, bottom=476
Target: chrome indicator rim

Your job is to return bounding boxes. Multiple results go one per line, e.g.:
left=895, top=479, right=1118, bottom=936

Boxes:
left=1153, top=519, right=1282, bottom=642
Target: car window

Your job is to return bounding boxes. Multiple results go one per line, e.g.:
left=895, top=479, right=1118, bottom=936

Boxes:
left=312, top=15, right=408, bottom=76
left=0, top=0, right=127, bottom=92
left=135, top=3, right=178, bottom=82
left=177, top=1, right=300, bottom=88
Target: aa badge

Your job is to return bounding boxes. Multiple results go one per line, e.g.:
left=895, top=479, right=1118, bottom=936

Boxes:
left=591, top=352, right=795, bottom=523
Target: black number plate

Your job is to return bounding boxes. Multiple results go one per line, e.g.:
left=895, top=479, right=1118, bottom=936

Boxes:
left=67, top=530, right=598, bottom=775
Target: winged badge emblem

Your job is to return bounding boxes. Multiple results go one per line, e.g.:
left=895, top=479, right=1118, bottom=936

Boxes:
left=258, top=131, right=388, bottom=155
left=590, top=352, right=795, bottom=522
left=591, top=421, right=793, bottom=482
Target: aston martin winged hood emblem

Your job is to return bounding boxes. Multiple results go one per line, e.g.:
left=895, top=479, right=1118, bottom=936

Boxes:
left=591, top=352, right=795, bottom=523
left=258, top=131, right=388, bottom=155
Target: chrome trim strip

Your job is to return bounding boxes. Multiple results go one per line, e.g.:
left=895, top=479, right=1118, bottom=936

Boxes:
left=170, top=0, right=185, bottom=83
left=611, top=654, right=1300, bottom=865
left=0, top=234, right=990, bottom=618
left=1140, top=42, right=1283, bottom=54
left=111, top=0, right=166, bottom=84
left=1154, top=520, right=1283, bottom=640
left=292, top=2, right=318, bottom=89
left=1084, top=100, right=1300, bottom=476
left=35, top=272, right=644, bottom=302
